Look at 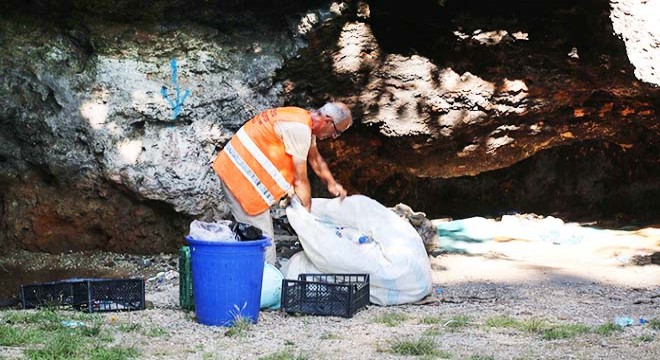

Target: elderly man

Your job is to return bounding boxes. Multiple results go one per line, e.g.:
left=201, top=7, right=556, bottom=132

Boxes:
left=212, top=102, right=353, bottom=264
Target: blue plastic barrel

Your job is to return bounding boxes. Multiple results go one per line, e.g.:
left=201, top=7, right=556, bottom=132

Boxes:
left=186, top=236, right=271, bottom=326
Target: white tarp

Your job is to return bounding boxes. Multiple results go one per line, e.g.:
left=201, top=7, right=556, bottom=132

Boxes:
left=283, top=195, right=432, bottom=306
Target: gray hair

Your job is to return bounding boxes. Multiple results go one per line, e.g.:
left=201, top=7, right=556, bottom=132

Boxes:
left=318, top=102, right=352, bottom=126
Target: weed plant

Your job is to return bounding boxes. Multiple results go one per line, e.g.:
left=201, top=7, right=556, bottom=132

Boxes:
left=649, top=318, right=660, bottom=330
left=419, top=315, right=443, bottom=324
left=319, top=332, right=341, bottom=340
left=225, top=316, right=252, bottom=338
left=542, top=323, right=590, bottom=340
left=258, top=349, right=310, bottom=360
left=518, top=318, right=550, bottom=333
left=389, top=337, right=447, bottom=357
left=636, top=334, right=654, bottom=343
left=144, top=326, right=168, bottom=337
left=445, top=315, right=471, bottom=329
left=485, top=315, right=519, bottom=328
left=373, top=312, right=408, bottom=327
left=594, top=323, right=622, bottom=336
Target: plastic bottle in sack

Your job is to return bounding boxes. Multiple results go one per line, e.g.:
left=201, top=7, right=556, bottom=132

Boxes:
left=358, top=230, right=374, bottom=244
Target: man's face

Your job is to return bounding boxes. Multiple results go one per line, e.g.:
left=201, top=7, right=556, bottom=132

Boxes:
left=318, top=115, right=346, bottom=141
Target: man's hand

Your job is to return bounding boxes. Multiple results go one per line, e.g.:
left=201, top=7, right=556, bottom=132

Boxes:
left=327, top=182, right=347, bottom=200
left=308, top=143, right=346, bottom=202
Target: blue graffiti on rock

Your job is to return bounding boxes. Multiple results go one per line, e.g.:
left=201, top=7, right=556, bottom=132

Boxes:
left=160, top=58, right=191, bottom=120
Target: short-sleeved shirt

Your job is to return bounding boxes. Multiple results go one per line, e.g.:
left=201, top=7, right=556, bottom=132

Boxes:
left=274, top=122, right=316, bottom=162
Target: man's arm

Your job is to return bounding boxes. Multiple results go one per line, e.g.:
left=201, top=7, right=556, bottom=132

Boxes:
left=307, top=143, right=347, bottom=199
left=293, top=158, right=312, bottom=212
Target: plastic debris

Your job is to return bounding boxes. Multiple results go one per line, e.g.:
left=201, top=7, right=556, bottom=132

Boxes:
left=260, top=263, right=283, bottom=310
left=61, top=320, right=85, bottom=328
left=436, top=288, right=444, bottom=301
left=358, top=234, right=373, bottom=244
left=614, top=316, right=634, bottom=327
left=188, top=220, right=237, bottom=242
left=436, top=217, right=496, bottom=254
left=231, top=221, right=264, bottom=241
left=148, top=269, right=178, bottom=283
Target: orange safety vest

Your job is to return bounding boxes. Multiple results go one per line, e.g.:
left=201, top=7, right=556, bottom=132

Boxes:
left=212, top=107, right=312, bottom=215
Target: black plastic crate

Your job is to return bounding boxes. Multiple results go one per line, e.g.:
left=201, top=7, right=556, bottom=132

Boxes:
left=281, top=274, right=369, bottom=318
left=21, top=278, right=145, bottom=313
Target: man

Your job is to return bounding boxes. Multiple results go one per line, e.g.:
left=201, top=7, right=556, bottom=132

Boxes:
left=212, top=102, right=352, bottom=264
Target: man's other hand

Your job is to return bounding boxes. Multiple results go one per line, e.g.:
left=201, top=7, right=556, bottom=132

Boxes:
left=327, top=182, right=347, bottom=200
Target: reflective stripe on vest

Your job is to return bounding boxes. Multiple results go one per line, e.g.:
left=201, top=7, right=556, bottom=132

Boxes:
left=223, top=141, right=276, bottom=205
left=235, top=128, right=292, bottom=194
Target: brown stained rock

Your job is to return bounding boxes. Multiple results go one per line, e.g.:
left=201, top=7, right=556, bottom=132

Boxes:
left=1, top=172, right=187, bottom=254
left=306, top=1, right=659, bottom=222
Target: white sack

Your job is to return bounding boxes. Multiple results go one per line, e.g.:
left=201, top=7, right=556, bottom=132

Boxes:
left=284, top=195, right=432, bottom=305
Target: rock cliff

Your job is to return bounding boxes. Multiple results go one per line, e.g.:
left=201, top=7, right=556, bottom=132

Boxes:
left=0, top=0, right=657, bottom=253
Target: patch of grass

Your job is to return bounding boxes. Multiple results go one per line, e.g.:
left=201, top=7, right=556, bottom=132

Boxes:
left=389, top=337, right=445, bottom=357
left=422, top=328, right=441, bottom=337
left=648, top=318, right=660, bottom=330
left=512, top=349, right=538, bottom=360
left=25, top=330, right=84, bottom=360
left=152, top=349, right=173, bottom=357
left=90, top=346, right=139, bottom=360
left=485, top=315, right=519, bottom=328
left=0, top=325, right=22, bottom=346
left=470, top=355, right=496, bottom=360
left=225, top=317, right=252, bottom=338
left=518, top=318, right=550, bottom=333
left=4, top=309, right=100, bottom=332
left=636, top=334, right=654, bottom=343
left=319, top=332, right=340, bottom=340
left=542, top=323, right=590, bottom=340
left=82, top=324, right=104, bottom=338
left=373, top=312, right=408, bottom=327
left=4, top=309, right=62, bottom=329
left=184, top=311, right=196, bottom=322
left=1, top=309, right=137, bottom=360
left=594, top=323, right=622, bottom=336
left=143, top=326, right=168, bottom=337
left=445, top=315, right=471, bottom=329
left=25, top=329, right=136, bottom=359
left=419, top=315, right=443, bottom=324
left=118, top=322, right=141, bottom=332
left=202, top=353, right=218, bottom=360
left=0, top=324, right=41, bottom=346
left=258, top=349, right=310, bottom=360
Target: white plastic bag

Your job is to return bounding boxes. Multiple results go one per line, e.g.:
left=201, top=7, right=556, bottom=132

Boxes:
left=260, top=263, right=284, bottom=310
left=188, top=220, right=237, bottom=242
left=284, top=195, right=432, bottom=306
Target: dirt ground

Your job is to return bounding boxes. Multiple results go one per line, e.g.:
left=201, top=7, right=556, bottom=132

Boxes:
left=1, top=223, right=659, bottom=359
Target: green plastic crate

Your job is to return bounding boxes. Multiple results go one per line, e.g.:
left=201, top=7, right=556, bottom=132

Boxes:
left=179, top=246, right=194, bottom=310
